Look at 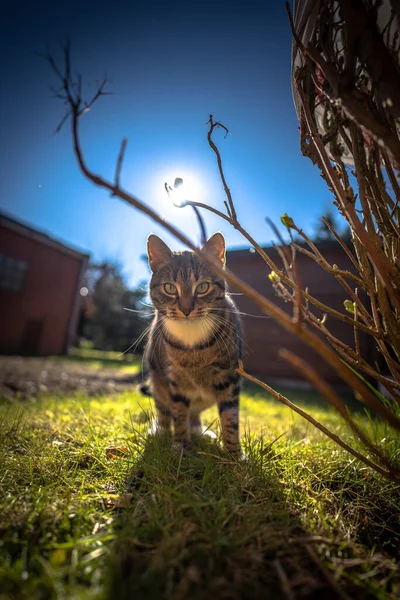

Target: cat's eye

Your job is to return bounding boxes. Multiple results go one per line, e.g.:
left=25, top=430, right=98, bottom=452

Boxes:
left=196, top=282, right=210, bottom=294
left=163, top=282, right=177, bottom=295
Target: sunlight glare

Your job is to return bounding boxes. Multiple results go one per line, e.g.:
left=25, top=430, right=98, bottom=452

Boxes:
left=164, top=171, right=204, bottom=206
left=147, top=168, right=210, bottom=241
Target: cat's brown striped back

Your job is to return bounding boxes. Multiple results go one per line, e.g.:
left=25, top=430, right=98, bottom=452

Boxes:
left=143, top=232, right=242, bottom=455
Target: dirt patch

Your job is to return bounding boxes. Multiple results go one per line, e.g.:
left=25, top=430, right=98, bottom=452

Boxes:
left=0, top=356, right=143, bottom=400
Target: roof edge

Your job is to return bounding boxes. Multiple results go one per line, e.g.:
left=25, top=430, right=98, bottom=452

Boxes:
left=0, top=210, right=90, bottom=261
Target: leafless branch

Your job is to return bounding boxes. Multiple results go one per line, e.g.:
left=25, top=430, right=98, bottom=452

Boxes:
left=237, top=362, right=398, bottom=482
left=206, top=114, right=236, bottom=221
left=114, top=138, right=128, bottom=188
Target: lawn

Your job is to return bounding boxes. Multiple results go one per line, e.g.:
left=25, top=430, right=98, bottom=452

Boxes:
left=0, top=356, right=399, bottom=599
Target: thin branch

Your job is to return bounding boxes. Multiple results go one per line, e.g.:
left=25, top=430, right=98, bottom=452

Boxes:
left=279, top=349, right=400, bottom=480
left=192, top=205, right=208, bottom=246
left=186, top=200, right=379, bottom=338
left=321, top=217, right=361, bottom=274
left=236, top=362, right=398, bottom=483
left=266, top=217, right=303, bottom=326
left=297, top=84, right=400, bottom=312
left=353, top=289, right=360, bottom=359
left=206, top=115, right=236, bottom=221
left=114, top=138, right=128, bottom=188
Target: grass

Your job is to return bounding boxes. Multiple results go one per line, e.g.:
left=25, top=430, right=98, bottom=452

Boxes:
left=0, top=367, right=399, bottom=599
left=57, top=347, right=141, bottom=372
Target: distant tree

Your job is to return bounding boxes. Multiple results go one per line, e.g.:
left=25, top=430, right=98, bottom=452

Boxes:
left=313, top=209, right=352, bottom=243
left=81, top=261, right=149, bottom=354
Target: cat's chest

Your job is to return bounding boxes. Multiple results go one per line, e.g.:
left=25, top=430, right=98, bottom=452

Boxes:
left=163, top=317, right=215, bottom=348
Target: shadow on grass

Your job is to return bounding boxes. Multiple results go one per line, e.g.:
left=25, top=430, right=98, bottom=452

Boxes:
left=106, top=433, right=369, bottom=600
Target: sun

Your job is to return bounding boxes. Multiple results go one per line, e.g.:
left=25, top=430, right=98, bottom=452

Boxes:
left=151, top=169, right=205, bottom=208
left=145, top=167, right=209, bottom=239
left=163, top=170, right=204, bottom=205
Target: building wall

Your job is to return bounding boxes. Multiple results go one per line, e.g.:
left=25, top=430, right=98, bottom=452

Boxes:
left=0, top=225, right=85, bottom=355
left=227, top=244, right=376, bottom=384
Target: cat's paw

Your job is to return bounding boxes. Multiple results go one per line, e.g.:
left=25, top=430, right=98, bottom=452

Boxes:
left=200, top=428, right=217, bottom=440
left=191, top=427, right=217, bottom=440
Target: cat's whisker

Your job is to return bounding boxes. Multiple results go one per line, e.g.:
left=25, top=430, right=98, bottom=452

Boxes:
left=203, top=314, right=232, bottom=360
left=203, top=307, right=271, bottom=319
left=206, top=313, right=250, bottom=354
left=118, top=323, right=152, bottom=358
left=123, top=307, right=154, bottom=314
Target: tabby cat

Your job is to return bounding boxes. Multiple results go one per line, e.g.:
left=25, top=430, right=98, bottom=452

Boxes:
left=143, top=232, right=242, bottom=455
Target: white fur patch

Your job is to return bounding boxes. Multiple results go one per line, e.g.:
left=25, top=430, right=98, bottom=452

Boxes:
left=164, top=316, right=215, bottom=348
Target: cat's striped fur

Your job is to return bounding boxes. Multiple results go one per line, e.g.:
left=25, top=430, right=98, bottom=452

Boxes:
left=143, top=232, right=242, bottom=454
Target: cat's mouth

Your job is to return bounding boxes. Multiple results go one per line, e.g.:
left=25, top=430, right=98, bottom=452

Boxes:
left=165, top=311, right=207, bottom=320
left=167, top=314, right=205, bottom=320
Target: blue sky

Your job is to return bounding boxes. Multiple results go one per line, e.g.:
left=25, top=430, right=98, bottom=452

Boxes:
left=0, top=0, right=333, bottom=286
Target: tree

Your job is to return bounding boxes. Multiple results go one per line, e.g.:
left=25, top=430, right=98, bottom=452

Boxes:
left=81, top=261, right=149, bottom=354
left=312, top=209, right=352, bottom=243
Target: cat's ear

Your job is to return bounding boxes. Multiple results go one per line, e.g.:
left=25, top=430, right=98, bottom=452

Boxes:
left=147, top=234, right=173, bottom=271
left=203, top=232, right=226, bottom=266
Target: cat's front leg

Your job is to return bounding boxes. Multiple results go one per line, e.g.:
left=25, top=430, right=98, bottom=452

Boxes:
left=214, top=372, right=242, bottom=455
left=168, top=381, right=191, bottom=447
left=149, top=372, right=172, bottom=434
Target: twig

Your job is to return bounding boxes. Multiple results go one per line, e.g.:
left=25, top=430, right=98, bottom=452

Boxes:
left=206, top=115, right=236, bottom=221
left=192, top=205, right=207, bottom=246
left=297, top=83, right=400, bottom=312
left=279, top=350, right=400, bottom=481
left=114, top=138, right=127, bottom=188
left=353, top=289, right=360, bottom=359
left=321, top=217, right=361, bottom=274
left=236, top=362, right=399, bottom=483
left=267, top=217, right=303, bottom=326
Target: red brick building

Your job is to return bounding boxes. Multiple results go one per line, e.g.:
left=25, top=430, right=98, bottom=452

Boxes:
left=0, top=212, right=89, bottom=355
left=227, top=241, right=376, bottom=385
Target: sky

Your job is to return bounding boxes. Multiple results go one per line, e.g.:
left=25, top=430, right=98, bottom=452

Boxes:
left=0, top=0, right=334, bottom=286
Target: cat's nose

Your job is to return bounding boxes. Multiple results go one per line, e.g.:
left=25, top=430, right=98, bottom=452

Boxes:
left=179, top=298, right=194, bottom=316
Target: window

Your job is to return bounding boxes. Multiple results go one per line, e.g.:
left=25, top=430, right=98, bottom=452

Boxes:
left=0, top=253, right=28, bottom=292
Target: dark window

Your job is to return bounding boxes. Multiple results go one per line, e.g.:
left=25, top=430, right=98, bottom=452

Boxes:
left=0, top=253, right=28, bottom=292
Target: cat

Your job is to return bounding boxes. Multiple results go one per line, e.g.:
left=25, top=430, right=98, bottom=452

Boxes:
left=142, top=232, right=243, bottom=455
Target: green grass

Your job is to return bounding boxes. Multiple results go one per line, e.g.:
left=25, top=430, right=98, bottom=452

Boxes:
left=50, top=347, right=141, bottom=372
left=0, top=381, right=399, bottom=599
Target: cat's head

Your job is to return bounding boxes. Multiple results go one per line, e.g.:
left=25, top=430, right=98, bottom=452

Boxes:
left=147, top=233, right=226, bottom=319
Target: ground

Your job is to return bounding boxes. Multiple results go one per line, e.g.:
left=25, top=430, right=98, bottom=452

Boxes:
left=0, top=351, right=399, bottom=600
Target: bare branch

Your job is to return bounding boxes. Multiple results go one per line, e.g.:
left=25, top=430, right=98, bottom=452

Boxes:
left=237, top=361, right=398, bottom=483
left=206, top=115, right=236, bottom=221
left=114, top=138, right=128, bottom=188
left=279, top=349, right=400, bottom=481
left=192, top=205, right=208, bottom=246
